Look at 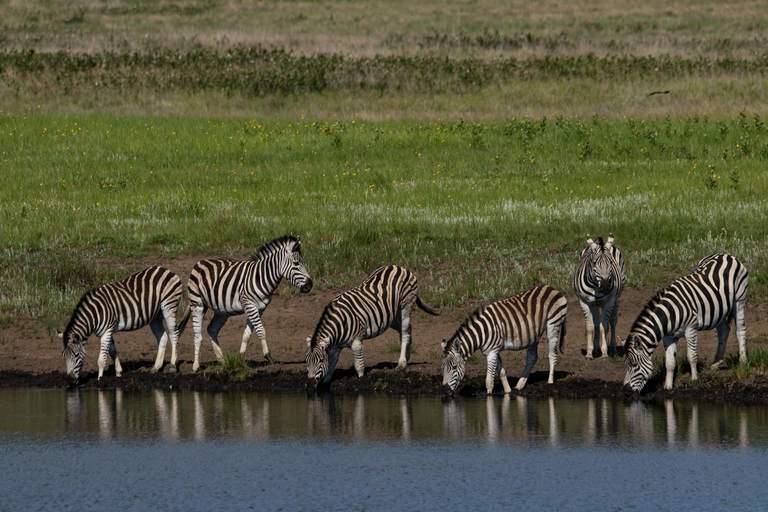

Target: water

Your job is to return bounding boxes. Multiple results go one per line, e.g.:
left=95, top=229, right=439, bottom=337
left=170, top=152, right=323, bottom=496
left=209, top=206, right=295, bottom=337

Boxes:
left=2, top=389, right=768, bottom=511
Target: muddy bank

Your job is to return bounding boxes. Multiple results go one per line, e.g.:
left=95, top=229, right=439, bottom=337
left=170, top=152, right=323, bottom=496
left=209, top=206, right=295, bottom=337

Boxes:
left=4, top=366, right=768, bottom=405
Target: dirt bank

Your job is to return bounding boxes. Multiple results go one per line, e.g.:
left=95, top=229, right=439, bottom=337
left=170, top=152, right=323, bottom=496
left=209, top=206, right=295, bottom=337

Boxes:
left=3, top=285, right=768, bottom=403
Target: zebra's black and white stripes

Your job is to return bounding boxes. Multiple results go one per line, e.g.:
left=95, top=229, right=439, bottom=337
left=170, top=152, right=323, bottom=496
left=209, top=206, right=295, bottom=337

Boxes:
left=440, top=284, right=567, bottom=395
left=623, top=253, right=748, bottom=393
left=574, top=233, right=626, bottom=359
left=58, top=266, right=187, bottom=382
left=305, top=265, right=438, bottom=387
left=187, top=235, right=312, bottom=371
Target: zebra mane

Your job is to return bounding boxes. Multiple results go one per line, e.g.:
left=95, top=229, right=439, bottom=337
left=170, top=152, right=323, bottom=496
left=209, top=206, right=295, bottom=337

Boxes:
left=62, top=289, right=96, bottom=345
left=250, top=235, right=299, bottom=261
left=308, top=301, right=336, bottom=349
left=628, top=288, right=666, bottom=339
left=447, top=304, right=487, bottom=356
left=594, top=237, right=605, bottom=249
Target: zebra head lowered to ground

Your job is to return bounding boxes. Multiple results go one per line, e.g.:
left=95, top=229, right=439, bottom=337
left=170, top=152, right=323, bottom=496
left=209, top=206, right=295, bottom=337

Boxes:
left=440, top=337, right=467, bottom=395
left=623, top=253, right=748, bottom=395
left=58, top=291, right=94, bottom=383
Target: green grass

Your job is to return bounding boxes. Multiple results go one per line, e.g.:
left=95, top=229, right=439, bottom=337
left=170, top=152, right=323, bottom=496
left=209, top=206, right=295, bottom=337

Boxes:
left=2, top=112, right=768, bottom=319
left=727, top=349, right=768, bottom=380
left=216, top=352, right=250, bottom=382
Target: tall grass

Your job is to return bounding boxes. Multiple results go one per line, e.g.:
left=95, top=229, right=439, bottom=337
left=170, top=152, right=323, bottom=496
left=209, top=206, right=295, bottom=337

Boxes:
left=1, top=113, right=767, bottom=317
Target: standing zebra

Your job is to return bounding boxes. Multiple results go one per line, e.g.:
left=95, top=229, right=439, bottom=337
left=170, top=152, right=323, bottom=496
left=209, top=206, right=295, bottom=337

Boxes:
left=441, top=284, right=567, bottom=395
left=58, top=266, right=188, bottom=383
left=623, top=253, right=748, bottom=393
left=187, top=235, right=312, bottom=371
left=305, top=265, right=439, bottom=388
left=574, top=233, right=626, bottom=359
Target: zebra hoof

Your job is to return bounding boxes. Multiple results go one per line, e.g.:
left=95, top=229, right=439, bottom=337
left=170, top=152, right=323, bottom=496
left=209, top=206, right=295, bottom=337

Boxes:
left=150, top=366, right=160, bottom=374
left=166, top=366, right=177, bottom=374
left=585, top=355, right=594, bottom=361
left=264, top=354, right=276, bottom=365
left=710, top=360, right=726, bottom=370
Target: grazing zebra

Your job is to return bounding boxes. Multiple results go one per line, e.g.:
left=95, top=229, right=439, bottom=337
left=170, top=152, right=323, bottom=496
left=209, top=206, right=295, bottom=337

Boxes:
left=57, top=266, right=188, bottom=383
left=187, top=235, right=312, bottom=371
left=441, top=284, right=567, bottom=395
left=623, top=253, right=748, bottom=393
left=305, top=265, right=439, bottom=387
left=574, top=233, right=626, bottom=359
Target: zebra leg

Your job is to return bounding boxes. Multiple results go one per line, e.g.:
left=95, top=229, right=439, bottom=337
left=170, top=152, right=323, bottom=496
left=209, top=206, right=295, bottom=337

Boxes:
left=108, top=338, right=122, bottom=378
left=497, top=354, right=512, bottom=394
left=735, top=298, right=747, bottom=365
left=351, top=338, right=365, bottom=378
left=97, top=331, right=114, bottom=380
left=396, top=308, right=413, bottom=370
left=485, top=350, right=500, bottom=395
left=149, top=316, right=168, bottom=373
left=323, top=347, right=342, bottom=384
left=578, top=298, right=596, bottom=360
left=516, top=343, right=539, bottom=390
left=684, top=327, right=699, bottom=381
left=712, top=321, right=731, bottom=369
left=162, top=302, right=179, bottom=373
left=546, top=321, right=559, bottom=384
left=243, top=304, right=273, bottom=364
left=609, top=297, right=621, bottom=354
left=601, top=297, right=616, bottom=356
left=663, top=337, right=678, bottom=390
left=191, top=305, right=207, bottom=372
left=206, top=313, right=229, bottom=362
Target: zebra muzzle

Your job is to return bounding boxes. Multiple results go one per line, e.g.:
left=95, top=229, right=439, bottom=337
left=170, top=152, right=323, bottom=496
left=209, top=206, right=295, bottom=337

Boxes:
left=441, top=384, right=455, bottom=396
left=300, top=279, right=313, bottom=294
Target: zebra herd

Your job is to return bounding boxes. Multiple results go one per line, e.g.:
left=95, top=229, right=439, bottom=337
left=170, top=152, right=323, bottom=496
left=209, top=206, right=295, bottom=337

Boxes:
left=58, top=234, right=749, bottom=396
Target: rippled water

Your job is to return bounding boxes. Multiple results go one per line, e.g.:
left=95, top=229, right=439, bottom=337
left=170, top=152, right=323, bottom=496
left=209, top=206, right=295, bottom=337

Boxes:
left=2, top=389, right=768, bottom=510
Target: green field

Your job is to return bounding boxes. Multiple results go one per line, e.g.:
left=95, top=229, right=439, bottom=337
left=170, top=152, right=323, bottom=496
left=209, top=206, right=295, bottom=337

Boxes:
left=1, top=0, right=768, bottom=322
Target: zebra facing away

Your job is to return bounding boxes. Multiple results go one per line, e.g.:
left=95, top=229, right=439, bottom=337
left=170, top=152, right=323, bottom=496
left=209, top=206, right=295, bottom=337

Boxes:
left=57, top=266, right=188, bottom=383
left=623, top=253, right=748, bottom=394
left=574, top=233, right=626, bottom=359
left=441, top=284, right=567, bottom=395
left=187, top=235, right=312, bottom=372
left=305, top=265, right=439, bottom=388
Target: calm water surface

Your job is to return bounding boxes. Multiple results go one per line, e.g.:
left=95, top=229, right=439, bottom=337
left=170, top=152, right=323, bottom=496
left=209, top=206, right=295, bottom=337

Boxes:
left=2, top=389, right=768, bottom=511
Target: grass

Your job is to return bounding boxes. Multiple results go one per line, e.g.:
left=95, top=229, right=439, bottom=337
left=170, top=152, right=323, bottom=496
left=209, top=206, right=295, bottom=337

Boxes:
left=216, top=352, right=250, bottom=382
left=2, top=112, right=768, bottom=320
left=727, top=349, right=768, bottom=380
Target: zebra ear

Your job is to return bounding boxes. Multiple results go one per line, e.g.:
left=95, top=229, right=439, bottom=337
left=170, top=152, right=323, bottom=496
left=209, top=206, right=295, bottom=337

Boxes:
left=586, top=234, right=595, bottom=248
left=293, top=237, right=302, bottom=252
left=441, top=338, right=448, bottom=352
left=306, top=336, right=312, bottom=349
left=606, top=233, right=615, bottom=249
left=57, top=331, right=64, bottom=340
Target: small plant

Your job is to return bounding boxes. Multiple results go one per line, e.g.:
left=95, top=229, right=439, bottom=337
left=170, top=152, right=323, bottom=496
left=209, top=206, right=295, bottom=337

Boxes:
left=373, top=380, right=388, bottom=391
left=216, top=352, right=250, bottom=382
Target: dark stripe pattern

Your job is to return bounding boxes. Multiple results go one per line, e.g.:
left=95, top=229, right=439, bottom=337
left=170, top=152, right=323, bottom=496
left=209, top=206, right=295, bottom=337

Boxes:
left=574, top=233, right=626, bottom=359
left=624, top=253, right=748, bottom=392
left=60, top=266, right=184, bottom=382
left=441, top=284, right=568, bottom=394
left=306, top=265, right=438, bottom=386
left=187, top=235, right=312, bottom=370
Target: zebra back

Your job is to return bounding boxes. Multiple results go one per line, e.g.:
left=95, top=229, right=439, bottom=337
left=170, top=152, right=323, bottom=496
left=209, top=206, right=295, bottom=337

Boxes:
left=574, top=233, right=625, bottom=303
left=624, top=253, right=748, bottom=392
left=445, top=284, right=568, bottom=358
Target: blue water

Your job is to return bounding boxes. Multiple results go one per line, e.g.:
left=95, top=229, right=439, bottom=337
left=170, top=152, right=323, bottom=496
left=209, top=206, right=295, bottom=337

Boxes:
left=1, top=390, right=767, bottom=511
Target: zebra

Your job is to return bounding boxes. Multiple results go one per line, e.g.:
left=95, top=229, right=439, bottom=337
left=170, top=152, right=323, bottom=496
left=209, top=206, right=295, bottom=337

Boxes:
left=187, top=235, right=312, bottom=372
left=57, top=266, right=189, bottom=383
left=574, top=233, right=626, bottom=359
left=623, top=253, right=748, bottom=394
left=305, top=265, right=439, bottom=388
left=441, top=284, right=567, bottom=396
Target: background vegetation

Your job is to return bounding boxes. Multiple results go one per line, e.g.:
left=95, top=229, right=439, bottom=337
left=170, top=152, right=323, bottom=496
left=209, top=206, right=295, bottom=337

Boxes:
left=1, top=0, right=767, bottom=323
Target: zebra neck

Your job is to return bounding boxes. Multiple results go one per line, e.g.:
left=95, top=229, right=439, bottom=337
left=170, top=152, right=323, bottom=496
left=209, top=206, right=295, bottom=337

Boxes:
left=456, top=335, right=478, bottom=360
left=252, top=253, right=284, bottom=294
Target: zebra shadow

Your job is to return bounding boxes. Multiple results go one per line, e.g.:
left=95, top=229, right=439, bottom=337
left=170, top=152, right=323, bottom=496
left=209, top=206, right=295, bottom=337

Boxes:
left=459, top=370, right=573, bottom=396
left=580, top=345, right=626, bottom=358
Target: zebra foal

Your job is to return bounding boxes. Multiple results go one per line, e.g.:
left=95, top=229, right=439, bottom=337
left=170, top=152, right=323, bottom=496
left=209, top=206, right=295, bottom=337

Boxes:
left=305, top=265, right=439, bottom=388
left=623, top=253, right=748, bottom=393
left=441, top=284, right=567, bottom=395
left=58, top=266, right=188, bottom=383
left=187, top=235, right=312, bottom=371
left=574, top=233, right=625, bottom=359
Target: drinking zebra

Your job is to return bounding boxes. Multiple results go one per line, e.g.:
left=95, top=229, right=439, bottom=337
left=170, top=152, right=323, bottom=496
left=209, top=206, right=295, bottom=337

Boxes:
left=623, top=253, right=748, bottom=393
left=187, top=235, right=312, bottom=371
left=58, top=266, right=188, bottom=383
left=574, top=233, right=626, bottom=359
left=305, top=265, right=439, bottom=388
left=441, top=284, right=567, bottom=395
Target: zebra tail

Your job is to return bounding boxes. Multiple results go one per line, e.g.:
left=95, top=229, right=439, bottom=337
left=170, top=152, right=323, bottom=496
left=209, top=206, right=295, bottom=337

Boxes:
left=558, top=321, right=566, bottom=355
left=416, top=296, right=440, bottom=316
left=177, top=306, right=192, bottom=336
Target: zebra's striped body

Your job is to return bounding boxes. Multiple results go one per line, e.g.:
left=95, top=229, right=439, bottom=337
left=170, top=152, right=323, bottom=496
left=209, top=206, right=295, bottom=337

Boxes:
left=574, top=233, right=626, bottom=359
left=58, top=266, right=187, bottom=382
left=441, top=285, right=567, bottom=395
left=623, top=253, right=748, bottom=393
left=187, top=235, right=312, bottom=371
left=305, top=265, right=438, bottom=387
